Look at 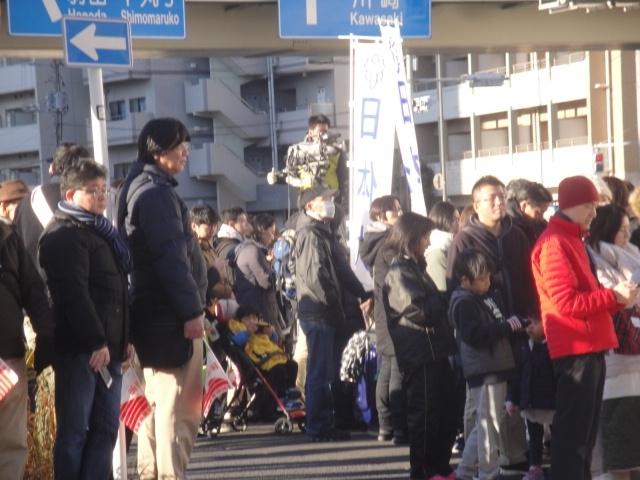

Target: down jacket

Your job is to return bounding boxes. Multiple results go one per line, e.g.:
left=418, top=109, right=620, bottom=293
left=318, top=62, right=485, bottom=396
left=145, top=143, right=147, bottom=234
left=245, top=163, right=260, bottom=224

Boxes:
left=117, top=161, right=207, bottom=368
left=40, top=211, right=129, bottom=360
left=383, top=255, right=457, bottom=372
left=531, top=214, right=620, bottom=360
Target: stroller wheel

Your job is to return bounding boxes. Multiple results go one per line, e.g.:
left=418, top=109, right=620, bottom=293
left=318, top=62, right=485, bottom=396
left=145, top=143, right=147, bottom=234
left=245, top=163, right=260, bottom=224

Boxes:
left=297, top=418, right=306, bottom=433
left=232, top=416, right=247, bottom=432
left=275, top=417, right=294, bottom=435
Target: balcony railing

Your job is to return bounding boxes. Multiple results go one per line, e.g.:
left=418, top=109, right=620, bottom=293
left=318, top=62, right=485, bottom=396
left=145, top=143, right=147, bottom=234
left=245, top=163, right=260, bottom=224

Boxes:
left=477, top=146, right=510, bottom=157
left=515, top=141, right=551, bottom=152
left=555, top=136, right=588, bottom=148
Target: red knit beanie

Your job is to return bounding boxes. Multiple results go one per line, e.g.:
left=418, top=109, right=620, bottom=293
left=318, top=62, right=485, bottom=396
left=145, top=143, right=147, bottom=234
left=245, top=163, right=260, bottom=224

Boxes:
left=557, top=175, right=600, bottom=211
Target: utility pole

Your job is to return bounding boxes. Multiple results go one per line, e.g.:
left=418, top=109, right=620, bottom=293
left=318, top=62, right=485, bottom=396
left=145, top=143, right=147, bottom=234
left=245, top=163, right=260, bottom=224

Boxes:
left=46, top=59, right=68, bottom=147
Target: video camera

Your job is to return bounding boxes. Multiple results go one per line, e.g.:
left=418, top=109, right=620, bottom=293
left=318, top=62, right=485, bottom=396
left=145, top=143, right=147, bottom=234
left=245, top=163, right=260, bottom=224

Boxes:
left=267, top=130, right=346, bottom=189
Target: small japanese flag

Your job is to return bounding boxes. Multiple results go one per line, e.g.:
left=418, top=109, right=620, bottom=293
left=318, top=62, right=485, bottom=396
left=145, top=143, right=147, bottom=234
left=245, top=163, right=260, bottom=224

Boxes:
left=203, top=343, right=233, bottom=417
left=0, top=357, right=19, bottom=402
left=119, top=368, right=152, bottom=433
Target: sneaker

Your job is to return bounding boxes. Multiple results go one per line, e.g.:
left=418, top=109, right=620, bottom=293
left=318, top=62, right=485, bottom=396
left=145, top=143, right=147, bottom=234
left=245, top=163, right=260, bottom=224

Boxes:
left=454, top=434, right=465, bottom=453
left=277, top=397, right=303, bottom=411
left=500, top=461, right=530, bottom=477
left=427, top=472, right=457, bottom=480
left=377, top=431, right=393, bottom=442
left=306, top=428, right=351, bottom=442
left=522, top=466, right=545, bottom=480
left=285, top=387, right=302, bottom=400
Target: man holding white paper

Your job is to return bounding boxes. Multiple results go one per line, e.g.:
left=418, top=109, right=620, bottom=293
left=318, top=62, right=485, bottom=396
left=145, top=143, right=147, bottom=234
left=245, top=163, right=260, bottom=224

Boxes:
left=39, top=159, right=131, bottom=480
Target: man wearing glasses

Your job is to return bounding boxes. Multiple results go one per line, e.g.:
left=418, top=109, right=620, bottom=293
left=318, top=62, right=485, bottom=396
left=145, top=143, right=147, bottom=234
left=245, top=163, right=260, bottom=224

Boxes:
left=117, top=118, right=207, bottom=479
left=445, top=175, right=536, bottom=479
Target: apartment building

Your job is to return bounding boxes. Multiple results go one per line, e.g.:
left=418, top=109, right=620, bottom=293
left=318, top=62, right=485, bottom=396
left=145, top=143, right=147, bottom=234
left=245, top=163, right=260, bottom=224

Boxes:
left=412, top=51, right=640, bottom=204
left=0, top=56, right=350, bottom=219
left=1, top=51, right=637, bottom=214
left=0, top=59, right=88, bottom=185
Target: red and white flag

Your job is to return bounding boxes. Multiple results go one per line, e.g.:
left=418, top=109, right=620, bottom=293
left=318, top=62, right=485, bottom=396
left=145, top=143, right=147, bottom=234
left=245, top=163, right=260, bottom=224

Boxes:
left=0, top=357, right=19, bottom=402
left=203, top=344, right=233, bottom=417
left=119, top=368, right=152, bottom=433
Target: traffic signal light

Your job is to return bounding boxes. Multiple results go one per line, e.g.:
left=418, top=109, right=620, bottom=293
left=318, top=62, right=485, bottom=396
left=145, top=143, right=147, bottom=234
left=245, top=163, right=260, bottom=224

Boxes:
left=594, top=152, right=604, bottom=173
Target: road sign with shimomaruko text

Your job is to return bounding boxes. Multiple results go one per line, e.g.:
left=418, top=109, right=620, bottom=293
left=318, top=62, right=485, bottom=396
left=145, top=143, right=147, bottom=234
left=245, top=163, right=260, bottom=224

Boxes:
left=8, top=0, right=185, bottom=39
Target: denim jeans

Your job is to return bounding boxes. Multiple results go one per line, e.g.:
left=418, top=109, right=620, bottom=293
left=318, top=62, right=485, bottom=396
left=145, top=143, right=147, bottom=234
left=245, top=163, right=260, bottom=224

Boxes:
left=300, top=319, right=335, bottom=435
left=54, top=352, right=122, bottom=480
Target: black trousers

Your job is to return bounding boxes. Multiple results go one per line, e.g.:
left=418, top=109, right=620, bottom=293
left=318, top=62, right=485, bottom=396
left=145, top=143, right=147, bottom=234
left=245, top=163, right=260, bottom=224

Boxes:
left=403, top=359, right=458, bottom=480
left=551, top=352, right=606, bottom=480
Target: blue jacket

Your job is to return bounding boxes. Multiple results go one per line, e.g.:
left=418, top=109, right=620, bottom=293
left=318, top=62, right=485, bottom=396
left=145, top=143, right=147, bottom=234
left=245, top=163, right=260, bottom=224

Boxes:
left=117, top=161, right=207, bottom=367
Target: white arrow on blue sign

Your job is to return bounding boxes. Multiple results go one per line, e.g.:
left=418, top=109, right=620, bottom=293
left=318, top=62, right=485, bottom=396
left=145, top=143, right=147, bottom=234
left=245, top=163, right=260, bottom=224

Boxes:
left=7, top=0, right=185, bottom=39
left=63, top=17, right=132, bottom=69
left=279, top=0, right=430, bottom=39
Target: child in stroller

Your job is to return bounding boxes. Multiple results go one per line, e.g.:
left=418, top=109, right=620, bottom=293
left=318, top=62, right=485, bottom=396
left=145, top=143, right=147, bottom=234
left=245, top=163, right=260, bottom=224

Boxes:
left=201, top=304, right=305, bottom=436
left=228, top=305, right=303, bottom=414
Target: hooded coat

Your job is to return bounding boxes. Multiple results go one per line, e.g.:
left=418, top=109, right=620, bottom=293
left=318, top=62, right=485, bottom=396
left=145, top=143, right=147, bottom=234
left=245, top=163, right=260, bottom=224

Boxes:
left=446, top=215, right=535, bottom=318
left=359, top=222, right=395, bottom=356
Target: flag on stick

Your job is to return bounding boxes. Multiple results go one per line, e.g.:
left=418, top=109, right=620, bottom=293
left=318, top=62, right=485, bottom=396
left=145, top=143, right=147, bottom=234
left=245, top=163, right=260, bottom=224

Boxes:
left=119, top=367, right=152, bottom=433
left=203, top=342, right=233, bottom=417
left=0, top=357, right=19, bottom=402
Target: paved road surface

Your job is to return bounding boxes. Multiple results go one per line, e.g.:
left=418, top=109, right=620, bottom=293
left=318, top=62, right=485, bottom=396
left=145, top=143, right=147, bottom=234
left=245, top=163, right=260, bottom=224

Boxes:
left=126, top=422, right=460, bottom=479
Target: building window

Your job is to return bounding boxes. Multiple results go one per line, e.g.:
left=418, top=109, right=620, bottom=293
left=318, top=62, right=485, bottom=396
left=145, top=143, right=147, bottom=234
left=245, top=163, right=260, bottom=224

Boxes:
left=109, top=100, right=126, bottom=121
left=113, top=162, right=134, bottom=181
left=129, top=97, right=146, bottom=113
left=11, top=167, right=39, bottom=185
left=5, top=109, right=36, bottom=127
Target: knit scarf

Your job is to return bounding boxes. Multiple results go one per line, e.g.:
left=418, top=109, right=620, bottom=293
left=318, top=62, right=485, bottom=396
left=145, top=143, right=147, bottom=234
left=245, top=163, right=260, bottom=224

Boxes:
left=58, top=201, right=132, bottom=274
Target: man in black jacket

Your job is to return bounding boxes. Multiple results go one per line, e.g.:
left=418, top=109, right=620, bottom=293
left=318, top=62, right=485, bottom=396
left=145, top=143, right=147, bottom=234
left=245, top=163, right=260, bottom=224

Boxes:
left=14, top=143, right=89, bottom=280
left=294, top=185, right=350, bottom=442
left=214, top=205, right=251, bottom=287
left=0, top=214, right=53, bottom=478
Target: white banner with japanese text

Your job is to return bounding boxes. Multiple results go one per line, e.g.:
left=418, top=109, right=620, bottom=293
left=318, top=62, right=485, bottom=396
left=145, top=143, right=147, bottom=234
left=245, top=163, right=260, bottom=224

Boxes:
left=380, top=22, right=427, bottom=216
left=349, top=37, right=396, bottom=285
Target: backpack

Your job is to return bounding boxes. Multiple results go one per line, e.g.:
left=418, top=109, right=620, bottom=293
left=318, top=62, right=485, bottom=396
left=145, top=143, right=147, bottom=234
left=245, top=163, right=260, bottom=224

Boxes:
left=272, top=228, right=297, bottom=301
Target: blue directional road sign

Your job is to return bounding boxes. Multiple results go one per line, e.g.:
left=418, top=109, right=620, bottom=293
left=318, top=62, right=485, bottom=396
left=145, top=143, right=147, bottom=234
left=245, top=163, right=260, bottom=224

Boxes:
left=63, top=17, right=132, bottom=69
left=279, top=0, right=430, bottom=39
left=7, top=0, right=185, bottom=39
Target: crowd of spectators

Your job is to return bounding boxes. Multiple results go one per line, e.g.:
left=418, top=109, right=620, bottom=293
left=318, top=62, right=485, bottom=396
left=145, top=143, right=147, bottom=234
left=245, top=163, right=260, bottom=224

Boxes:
left=5, top=112, right=640, bottom=480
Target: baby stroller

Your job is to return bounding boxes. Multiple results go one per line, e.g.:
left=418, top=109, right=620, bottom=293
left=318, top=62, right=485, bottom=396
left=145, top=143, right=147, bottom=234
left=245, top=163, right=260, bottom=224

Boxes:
left=201, top=301, right=306, bottom=436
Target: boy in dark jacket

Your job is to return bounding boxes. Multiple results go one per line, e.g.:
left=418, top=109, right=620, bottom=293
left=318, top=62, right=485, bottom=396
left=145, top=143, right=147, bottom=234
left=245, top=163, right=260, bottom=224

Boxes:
left=449, top=248, right=528, bottom=480
left=505, top=315, right=555, bottom=480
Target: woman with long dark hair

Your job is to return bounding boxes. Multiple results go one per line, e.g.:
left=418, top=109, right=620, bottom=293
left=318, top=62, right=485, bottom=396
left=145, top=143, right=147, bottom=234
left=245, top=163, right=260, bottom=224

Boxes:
left=587, top=204, right=640, bottom=480
left=358, top=195, right=407, bottom=442
left=383, top=212, right=458, bottom=480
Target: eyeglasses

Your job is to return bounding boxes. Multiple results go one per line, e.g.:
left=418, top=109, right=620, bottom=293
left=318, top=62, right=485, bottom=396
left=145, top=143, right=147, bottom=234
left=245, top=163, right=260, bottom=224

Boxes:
left=476, top=194, right=506, bottom=205
left=80, top=188, right=109, bottom=198
left=180, top=141, right=190, bottom=151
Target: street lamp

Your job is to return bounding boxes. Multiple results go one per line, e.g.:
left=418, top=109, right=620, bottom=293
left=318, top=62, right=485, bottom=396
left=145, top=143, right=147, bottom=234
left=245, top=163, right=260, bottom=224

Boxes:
left=413, top=57, right=506, bottom=201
